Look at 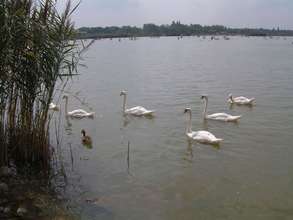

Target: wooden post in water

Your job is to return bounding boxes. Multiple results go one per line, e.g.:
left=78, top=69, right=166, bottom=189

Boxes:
left=69, top=143, right=74, bottom=171
left=127, top=141, right=130, bottom=171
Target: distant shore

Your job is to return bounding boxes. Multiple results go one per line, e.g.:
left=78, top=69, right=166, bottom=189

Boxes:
left=76, top=22, right=293, bottom=40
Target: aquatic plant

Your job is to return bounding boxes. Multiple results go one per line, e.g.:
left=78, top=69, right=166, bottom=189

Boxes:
left=0, top=0, right=81, bottom=168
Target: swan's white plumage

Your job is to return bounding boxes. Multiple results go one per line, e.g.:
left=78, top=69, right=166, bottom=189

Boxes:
left=63, top=95, right=94, bottom=118
left=184, top=108, right=223, bottom=145
left=67, top=109, right=94, bottom=118
left=120, top=91, right=155, bottom=116
left=186, top=130, right=223, bottom=144
left=201, top=95, right=241, bottom=122
left=228, top=94, right=255, bottom=105
left=125, top=106, right=154, bottom=116
left=206, top=113, right=242, bottom=122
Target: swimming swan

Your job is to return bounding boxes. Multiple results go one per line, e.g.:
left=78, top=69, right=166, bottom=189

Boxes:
left=49, top=102, right=59, bottom=111
left=120, top=91, right=155, bottom=116
left=201, top=95, right=241, bottom=122
left=184, top=108, right=223, bottom=145
left=228, top=94, right=255, bottom=105
left=63, top=95, right=94, bottom=118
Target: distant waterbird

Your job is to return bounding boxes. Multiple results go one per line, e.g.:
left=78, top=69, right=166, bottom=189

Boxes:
left=120, top=90, right=155, bottom=117
left=184, top=108, right=223, bottom=145
left=49, top=102, right=59, bottom=111
left=201, top=95, right=241, bottom=122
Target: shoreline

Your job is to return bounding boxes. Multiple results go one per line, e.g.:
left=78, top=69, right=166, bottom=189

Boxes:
left=75, top=34, right=293, bottom=40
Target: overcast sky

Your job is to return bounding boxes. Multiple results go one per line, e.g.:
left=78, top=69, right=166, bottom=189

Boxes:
left=57, top=0, right=293, bottom=29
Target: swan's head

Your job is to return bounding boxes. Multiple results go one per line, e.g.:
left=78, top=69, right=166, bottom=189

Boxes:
left=228, top=94, right=233, bottom=101
left=120, top=90, right=127, bottom=96
left=201, top=95, right=208, bottom=100
left=184, top=108, right=191, bottom=114
left=81, top=129, right=86, bottom=136
left=62, top=94, right=68, bottom=99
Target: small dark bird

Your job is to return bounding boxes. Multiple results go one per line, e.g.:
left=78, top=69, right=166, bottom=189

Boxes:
left=81, top=129, right=92, bottom=147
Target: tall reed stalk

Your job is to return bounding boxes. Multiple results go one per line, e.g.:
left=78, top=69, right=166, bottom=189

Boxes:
left=0, top=0, right=80, bottom=169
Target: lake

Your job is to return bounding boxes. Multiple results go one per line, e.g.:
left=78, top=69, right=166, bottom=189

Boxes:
left=54, top=36, right=293, bottom=219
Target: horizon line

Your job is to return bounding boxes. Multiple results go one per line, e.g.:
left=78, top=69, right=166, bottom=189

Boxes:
left=77, top=22, right=293, bottom=31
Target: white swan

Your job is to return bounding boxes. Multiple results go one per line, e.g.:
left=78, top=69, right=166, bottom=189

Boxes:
left=228, top=94, right=255, bottom=105
left=63, top=95, right=94, bottom=118
left=201, top=95, right=241, bottom=122
left=184, top=108, right=223, bottom=145
left=120, top=91, right=155, bottom=116
left=49, top=102, right=59, bottom=111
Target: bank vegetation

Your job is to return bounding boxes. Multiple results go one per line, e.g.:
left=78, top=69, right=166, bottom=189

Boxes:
left=0, top=0, right=80, bottom=169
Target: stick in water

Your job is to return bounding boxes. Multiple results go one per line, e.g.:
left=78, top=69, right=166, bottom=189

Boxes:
left=127, top=141, right=130, bottom=171
left=69, top=143, right=74, bottom=171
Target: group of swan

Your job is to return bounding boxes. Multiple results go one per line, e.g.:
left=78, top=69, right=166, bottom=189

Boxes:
left=122, top=92, right=254, bottom=145
left=49, top=91, right=254, bottom=146
left=184, top=94, right=254, bottom=144
left=185, top=94, right=254, bottom=144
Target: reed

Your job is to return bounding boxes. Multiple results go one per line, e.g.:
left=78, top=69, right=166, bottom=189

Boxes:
left=0, top=0, right=81, bottom=169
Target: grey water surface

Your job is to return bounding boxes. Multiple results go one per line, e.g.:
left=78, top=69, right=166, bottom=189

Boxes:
left=56, top=36, right=293, bottom=220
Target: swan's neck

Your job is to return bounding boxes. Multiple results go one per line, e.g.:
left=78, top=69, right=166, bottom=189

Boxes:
left=203, top=98, right=208, bottom=119
left=122, top=94, right=127, bottom=114
left=186, top=111, right=192, bottom=134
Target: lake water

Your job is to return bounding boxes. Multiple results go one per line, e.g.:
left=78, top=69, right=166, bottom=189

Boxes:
left=54, top=36, right=293, bottom=219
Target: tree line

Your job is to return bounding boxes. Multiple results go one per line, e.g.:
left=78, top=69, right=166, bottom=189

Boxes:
left=77, top=21, right=293, bottom=39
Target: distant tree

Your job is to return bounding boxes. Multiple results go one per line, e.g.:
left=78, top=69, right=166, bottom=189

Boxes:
left=143, top=23, right=160, bottom=36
